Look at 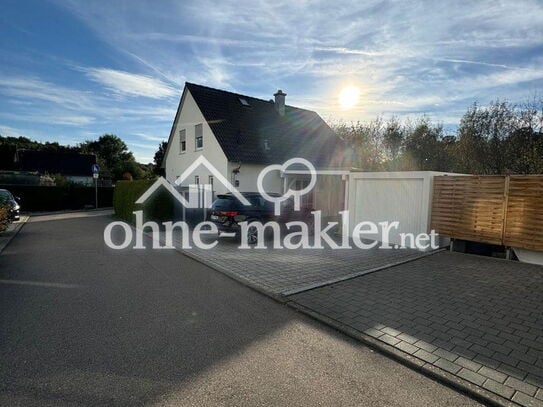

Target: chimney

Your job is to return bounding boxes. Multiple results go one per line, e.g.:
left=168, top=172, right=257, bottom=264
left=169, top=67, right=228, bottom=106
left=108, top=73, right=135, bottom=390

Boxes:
left=274, top=90, right=286, bottom=116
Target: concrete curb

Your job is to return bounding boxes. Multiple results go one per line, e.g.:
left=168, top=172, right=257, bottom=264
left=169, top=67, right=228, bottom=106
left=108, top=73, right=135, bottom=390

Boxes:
left=138, top=226, right=288, bottom=302
left=0, top=217, right=28, bottom=255
left=172, top=244, right=517, bottom=406
left=280, top=248, right=446, bottom=296
left=136, top=226, right=519, bottom=406
left=178, top=247, right=289, bottom=303
left=285, top=301, right=519, bottom=407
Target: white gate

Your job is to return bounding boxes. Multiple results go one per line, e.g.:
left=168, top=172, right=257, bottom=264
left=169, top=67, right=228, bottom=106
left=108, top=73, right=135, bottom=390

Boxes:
left=347, top=171, right=453, bottom=250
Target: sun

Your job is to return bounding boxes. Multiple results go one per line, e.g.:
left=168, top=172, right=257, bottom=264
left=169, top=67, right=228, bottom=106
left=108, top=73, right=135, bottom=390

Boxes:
left=338, top=86, right=360, bottom=109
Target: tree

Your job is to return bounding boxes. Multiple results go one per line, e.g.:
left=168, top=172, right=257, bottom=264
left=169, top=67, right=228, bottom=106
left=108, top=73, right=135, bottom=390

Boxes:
left=0, top=135, right=80, bottom=170
left=153, top=141, right=168, bottom=176
left=80, top=134, right=139, bottom=180
left=383, top=116, right=405, bottom=160
left=505, top=127, right=543, bottom=174
left=454, top=99, right=543, bottom=174
left=402, top=117, right=448, bottom=171
left=332, top=118, right=386, bottom=170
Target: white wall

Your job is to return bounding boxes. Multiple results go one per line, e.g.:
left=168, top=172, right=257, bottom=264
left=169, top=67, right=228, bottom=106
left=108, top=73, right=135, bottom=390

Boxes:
left=347, top=171, right=453, bottom=250
left=228, top=162, right=283, bottom=193
left=164, top=89, right=229, bottom=193
left=513, top=248, right=543, bottom=266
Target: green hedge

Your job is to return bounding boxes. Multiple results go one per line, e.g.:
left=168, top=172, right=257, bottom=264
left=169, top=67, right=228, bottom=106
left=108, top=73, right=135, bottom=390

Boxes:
left=113, top=180, right=173, bottom=223
left=0, top=184, right=114, bottom=212
left=0, top=206, right=9, bottom=232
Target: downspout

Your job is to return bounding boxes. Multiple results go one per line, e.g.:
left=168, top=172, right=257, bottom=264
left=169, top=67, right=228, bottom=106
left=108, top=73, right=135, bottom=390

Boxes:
left=232, top=161, right=241, bottom=186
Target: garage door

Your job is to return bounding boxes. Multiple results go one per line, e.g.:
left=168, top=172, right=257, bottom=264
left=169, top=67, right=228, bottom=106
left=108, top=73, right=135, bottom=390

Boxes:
left=350, top=178, right=425, bottom=248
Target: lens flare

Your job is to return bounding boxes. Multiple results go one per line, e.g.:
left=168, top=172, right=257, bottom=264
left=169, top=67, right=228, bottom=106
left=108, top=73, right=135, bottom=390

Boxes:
left=339, top=86, right=360, bottom=109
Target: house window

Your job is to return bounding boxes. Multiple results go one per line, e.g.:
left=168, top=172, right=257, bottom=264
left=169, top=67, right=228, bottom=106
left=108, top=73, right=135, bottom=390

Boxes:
left=208, top=175, right=214, bottom=189
left=179, top=129, right=186, bottom=153
left=195, top=124, right=203, bottom=150
left=194, top=175, right=200, bottom=185
left=239, top=98, right=250, bottom=106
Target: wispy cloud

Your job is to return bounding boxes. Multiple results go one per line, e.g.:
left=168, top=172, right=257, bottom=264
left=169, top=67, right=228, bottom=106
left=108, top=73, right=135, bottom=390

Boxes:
left=2, top=0, right=543, bottom=162
left=128, top=142, right=160, bottom=149
left=0, top=76, right=93, bottom=110
left=0, top=125, right=28, bottom=138
left=133, top=133, right=167, bottom=142
left=84, top=68, right=178, bottom=99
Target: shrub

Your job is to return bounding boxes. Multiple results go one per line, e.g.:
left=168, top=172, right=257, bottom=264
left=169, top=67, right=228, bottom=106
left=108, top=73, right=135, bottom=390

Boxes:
left=0, top=206, right=9, bottom=233
left=113, top=179, right=173, bottom=223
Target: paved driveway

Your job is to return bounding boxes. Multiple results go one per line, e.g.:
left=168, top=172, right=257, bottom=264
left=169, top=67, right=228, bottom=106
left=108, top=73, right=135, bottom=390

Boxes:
left=175, top=233, right=543, bottom=406
left=0, top=213, right=480, bottom=406
left=177, top=235, right=426, bottom=295
left=291, top=251, right=543, bottom=406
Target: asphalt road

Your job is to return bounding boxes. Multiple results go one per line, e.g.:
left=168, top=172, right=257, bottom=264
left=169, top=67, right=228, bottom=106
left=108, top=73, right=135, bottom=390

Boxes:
left=0, top=212, right=481, bottom=406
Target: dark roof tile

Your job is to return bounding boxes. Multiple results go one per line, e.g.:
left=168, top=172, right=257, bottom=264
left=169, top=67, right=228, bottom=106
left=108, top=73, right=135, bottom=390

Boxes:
left=185, top=83, right=350, bottom=168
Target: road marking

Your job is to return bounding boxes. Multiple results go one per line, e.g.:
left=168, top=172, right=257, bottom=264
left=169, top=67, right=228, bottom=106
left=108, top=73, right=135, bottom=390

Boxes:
left=0, top=279, right=83, bottom=289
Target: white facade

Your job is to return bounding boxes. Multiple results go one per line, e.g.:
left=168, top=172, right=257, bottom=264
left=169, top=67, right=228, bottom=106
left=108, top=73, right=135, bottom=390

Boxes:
left=347, top=171, right=455, bottom=250
left=227, top=162, right=282, bottom=193
left=164, top=89, right=229, bottom=193
left=164, top=89, right=285, bottom=196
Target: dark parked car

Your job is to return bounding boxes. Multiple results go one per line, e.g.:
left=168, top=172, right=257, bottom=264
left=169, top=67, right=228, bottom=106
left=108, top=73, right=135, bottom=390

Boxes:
left=209, top=192, right=313, bottom=244
left=0, top=189, right=21, bottom=221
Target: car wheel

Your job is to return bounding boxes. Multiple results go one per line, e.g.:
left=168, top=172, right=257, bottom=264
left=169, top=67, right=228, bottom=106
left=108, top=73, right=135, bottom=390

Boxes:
left=246, top=225, right=259, bottom=245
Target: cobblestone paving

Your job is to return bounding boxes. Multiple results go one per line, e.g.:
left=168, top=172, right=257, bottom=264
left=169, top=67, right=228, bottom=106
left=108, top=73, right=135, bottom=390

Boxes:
left=175, top=235, right=425, bottom=295
left=291, top=251, right=543, bottom=406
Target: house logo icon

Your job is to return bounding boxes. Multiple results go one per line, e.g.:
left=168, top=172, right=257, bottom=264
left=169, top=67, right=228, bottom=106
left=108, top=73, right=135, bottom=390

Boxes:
left=136, top=156, right=251, bottom=208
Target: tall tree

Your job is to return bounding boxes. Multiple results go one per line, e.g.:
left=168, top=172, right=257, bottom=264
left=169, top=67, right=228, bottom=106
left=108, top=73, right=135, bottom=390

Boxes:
left=80, top=134, right=140, bottom=180
left=333, top=118, right=386, bottom=170
left=402, top=117, right=446, bottom=171
left=153, top=141, right=168, bottom=176
left=383, top=116, right=405, bottom=160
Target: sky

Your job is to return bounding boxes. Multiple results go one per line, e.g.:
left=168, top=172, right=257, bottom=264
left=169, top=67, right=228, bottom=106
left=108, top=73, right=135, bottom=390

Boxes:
left=1, top=0, right=543, bottom=163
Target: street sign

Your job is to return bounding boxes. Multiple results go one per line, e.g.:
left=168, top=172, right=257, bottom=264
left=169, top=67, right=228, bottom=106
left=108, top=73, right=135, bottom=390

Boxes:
left=92, top=164, right=100, bottom=174
left=93, top=173, right=99, bottom=179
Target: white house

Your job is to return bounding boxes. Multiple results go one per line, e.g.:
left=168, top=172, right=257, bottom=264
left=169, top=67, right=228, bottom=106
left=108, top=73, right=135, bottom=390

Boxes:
left=158, top=83, right=468, bottom=250
left=163, top=83, right=350, bottom=217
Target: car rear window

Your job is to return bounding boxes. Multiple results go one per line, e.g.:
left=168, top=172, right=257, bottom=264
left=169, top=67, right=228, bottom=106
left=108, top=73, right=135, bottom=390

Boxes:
left=212, top=197, right=243, bottom=210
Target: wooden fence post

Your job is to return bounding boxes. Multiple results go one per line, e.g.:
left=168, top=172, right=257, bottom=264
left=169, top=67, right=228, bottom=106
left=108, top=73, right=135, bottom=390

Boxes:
left=501, top=175, right=510, bottom=247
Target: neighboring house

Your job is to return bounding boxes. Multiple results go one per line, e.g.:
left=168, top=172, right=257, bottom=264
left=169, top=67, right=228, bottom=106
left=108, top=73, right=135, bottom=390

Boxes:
left=15, top=150, right=96, bottom=186
left=163, top=82, right=351, bottom=216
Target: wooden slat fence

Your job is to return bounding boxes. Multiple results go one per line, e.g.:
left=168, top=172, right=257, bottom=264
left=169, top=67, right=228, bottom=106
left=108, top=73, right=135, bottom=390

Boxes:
left=431, top=175, right=543, bottom=251
left=504, top=176, right=543, bottom=251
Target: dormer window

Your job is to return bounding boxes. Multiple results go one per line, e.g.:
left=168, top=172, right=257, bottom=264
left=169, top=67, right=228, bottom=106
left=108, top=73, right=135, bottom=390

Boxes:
left=239, top=98, right=250, bottom=106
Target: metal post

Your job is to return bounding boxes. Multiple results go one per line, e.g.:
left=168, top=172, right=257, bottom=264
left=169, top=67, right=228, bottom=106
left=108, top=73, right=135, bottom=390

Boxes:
left=95, top=177, right=98, bottom=209
left=92, top=163, right=100, bottom=209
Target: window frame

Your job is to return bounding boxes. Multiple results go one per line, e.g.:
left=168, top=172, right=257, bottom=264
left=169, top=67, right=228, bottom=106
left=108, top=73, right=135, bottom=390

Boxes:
left=195, top=124, right=203, bottom=150
left=179, top=129, right=186, bottom=153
